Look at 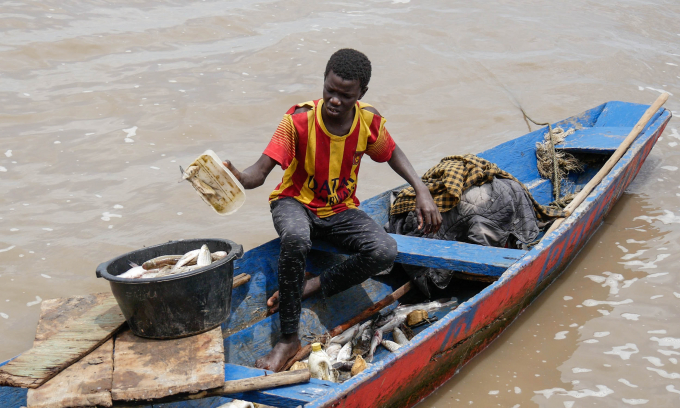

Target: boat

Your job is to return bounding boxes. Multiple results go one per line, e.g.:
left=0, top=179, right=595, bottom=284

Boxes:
left=0, top=100, right=671, bottom=407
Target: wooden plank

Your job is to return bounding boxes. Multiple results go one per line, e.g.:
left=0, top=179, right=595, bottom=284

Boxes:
left=111, top=327, right=225, bottom=402
left=392, top=235, right=524, bottom=276
left=27, top=296, right=117, bottom=408
left=594, top=101, right=656, bottom=128
left=555, top=126, right=630, bottom=153
left=312, top=234, right=525, bottom=277
left=27, top=340, right=113, bottom=408
left=0, top=293, right=125, bottom=388
left=32, top=296, right=108, bottom=346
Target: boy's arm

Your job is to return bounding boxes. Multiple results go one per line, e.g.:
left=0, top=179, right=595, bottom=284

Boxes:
left=387, top=144, right=442, bottom=234
left=225, top=108, right=301, bottom=189
left=223, top=154, right=277, bottom=189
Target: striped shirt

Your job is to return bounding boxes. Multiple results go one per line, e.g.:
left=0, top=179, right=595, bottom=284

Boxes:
left=263, top=99, right=396, bottom=218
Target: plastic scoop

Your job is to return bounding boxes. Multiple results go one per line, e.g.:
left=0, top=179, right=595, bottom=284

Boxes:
left=182, top=150, right=246, bottom=215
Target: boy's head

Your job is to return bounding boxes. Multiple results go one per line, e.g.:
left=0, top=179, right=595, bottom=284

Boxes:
left=324, top=49, right=372, bottom=95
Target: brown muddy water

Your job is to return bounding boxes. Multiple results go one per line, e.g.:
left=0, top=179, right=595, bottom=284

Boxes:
left=1, top=0, right=680, bottom=406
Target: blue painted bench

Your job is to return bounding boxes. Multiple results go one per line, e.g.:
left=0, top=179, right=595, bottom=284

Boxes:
left=555, top=126, right=632, bottom=154
left=312, top=234, right=526, bottom=278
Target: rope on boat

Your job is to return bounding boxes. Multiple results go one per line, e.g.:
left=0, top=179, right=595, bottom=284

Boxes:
left=521, top=109, right=583, bottom=207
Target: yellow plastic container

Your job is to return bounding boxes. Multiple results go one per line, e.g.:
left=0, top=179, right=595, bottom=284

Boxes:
left=183, top=150, right=246, bottom=215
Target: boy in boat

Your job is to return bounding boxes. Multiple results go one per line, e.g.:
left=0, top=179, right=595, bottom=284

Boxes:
left=224, top=48, right=441, bottom=371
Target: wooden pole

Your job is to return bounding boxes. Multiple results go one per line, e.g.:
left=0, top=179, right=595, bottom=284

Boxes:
left=544, top=93, right=669, bottom=236
left=280, top=281, right=413, bottom=372
left=220, top=369, right=310, bottom=394
left=140, top=369, right=311, bottom=405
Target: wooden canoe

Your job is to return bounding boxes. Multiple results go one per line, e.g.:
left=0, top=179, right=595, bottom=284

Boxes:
left=0, top=100, right=671, bottom=408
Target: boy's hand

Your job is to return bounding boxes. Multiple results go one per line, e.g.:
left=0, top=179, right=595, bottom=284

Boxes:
left=221, top=155, right=276, bottom=190
left=415, top=188, right=442, bottom=234
left=222, top=160, right=242, bottom=183
left=386, top=144, right=442, bottom=234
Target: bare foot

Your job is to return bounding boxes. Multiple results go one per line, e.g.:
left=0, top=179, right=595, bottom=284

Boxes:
left=254, top=333, right=301, bottom=372
left=267, top=275, right=322, bottom=314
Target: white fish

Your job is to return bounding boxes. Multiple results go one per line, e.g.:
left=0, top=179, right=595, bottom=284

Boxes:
left=330, top=323, right=360, bottom=345
left=336, top=342, right=352, bottom=362
left=393, top=327, right=409, bottom=346
left=382, top=340, right=401, bottom=352
left=212, top=251, right=227, bottom=261
left=377, top=315, right=406, bottom=334
left=142, top=254, right=183, bottom=270
left=395, top=299, right=458, bottom=316
left=197, top=244, right=212, bottom=267
left=174, top=249, right=200, bottom=270
left=159, top=264, right=200, bottom=277
left=326, top=343, right=342, bottom=360
left=217, top=399, right=254, bottom=408
left=366, top=329, right=383, bottom=363
left=182, top=165, right=200, bottom=180
left=148, top=265, right=172, bottom=278
left=190, top=177, right=215, bottom=196
left=138, top=268, right=159, bottom=277
left=119, top=265, right=146, bottom=279
left=380, top=299, right=458, bottom=333
left=354, top=320, right=374, bottom=342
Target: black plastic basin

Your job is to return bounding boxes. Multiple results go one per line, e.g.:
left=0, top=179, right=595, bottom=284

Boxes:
left=96, top=238, right=243, bottom=339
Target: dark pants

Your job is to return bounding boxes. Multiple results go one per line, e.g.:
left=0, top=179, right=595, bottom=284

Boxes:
left=271, top=198, right=398, bottom=335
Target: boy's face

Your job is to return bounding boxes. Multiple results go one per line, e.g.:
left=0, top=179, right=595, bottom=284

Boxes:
left=322, top=70, right=366, bottom=120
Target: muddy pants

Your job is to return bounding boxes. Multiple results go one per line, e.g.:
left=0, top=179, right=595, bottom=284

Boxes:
left=271, top=197, right=398, bottom=335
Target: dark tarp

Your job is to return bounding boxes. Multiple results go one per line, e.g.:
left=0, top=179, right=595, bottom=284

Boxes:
left=387, top=177, right=541, bottom=297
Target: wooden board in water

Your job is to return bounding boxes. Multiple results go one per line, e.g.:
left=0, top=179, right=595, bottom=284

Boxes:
left=26, top=296, right=116, bottom=408
left=0, top=293, right=125, bottom=389
left=111, top=327, right=225, bottom=402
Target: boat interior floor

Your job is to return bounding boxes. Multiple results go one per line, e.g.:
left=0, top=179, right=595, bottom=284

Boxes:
left=220, top=269, right=479, bottom=405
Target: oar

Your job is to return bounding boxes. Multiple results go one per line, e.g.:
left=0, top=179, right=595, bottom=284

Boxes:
left=544, top=93, right=669, bottom=236
left=280, top=281, right=413, bottom=372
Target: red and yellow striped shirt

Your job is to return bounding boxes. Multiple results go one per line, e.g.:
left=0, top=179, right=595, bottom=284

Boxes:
left=263, top=99, right=396, bottom=218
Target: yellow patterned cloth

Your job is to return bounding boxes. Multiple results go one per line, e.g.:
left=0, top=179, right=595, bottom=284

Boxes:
left=390, top=154, right=566, bottom=221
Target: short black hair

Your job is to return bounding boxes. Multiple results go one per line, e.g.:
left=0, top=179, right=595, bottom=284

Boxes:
left=324, top=49, right=372, bottom=90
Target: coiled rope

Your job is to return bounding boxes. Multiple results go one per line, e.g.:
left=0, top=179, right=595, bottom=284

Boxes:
left=521, top=110, right=582, bottom=206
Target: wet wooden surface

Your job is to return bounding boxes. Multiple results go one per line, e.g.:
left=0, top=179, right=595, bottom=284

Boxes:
left=111, top=327, right=225, bottom=402
left=0, top=293, right=125, bottom=388
left=27, top=340, right=113, bottom=408
left=27, top=296, right=117, bottom=407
